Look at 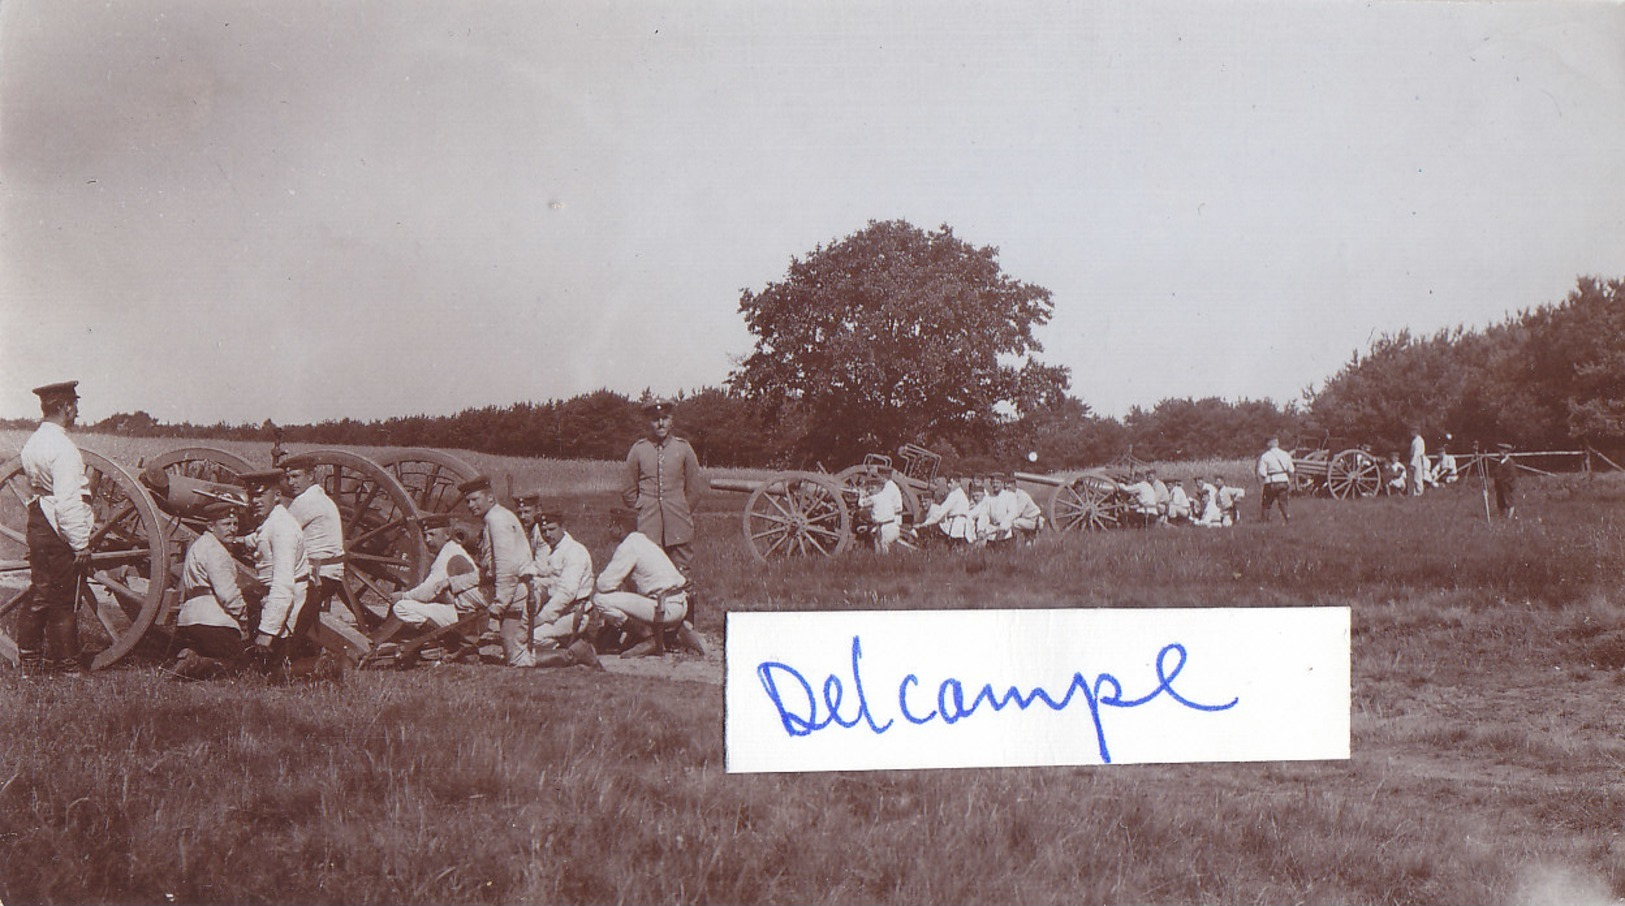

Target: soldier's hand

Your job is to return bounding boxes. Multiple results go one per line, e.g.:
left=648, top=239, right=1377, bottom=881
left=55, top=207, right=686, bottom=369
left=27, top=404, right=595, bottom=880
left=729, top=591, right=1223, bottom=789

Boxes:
left=73, top=548, right=92, bottom=568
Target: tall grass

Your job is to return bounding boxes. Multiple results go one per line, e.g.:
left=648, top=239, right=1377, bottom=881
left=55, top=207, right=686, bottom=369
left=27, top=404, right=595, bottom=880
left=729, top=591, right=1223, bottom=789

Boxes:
left=5, top=431, right=1625, bottom=903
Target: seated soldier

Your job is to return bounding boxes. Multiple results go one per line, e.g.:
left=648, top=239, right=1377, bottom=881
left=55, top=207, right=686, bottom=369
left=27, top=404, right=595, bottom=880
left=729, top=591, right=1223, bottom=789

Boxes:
left=378, top=513, right=486, bottom=646
left=514, top=490, right=550, bottom=560
left=529, top=511, right=601, bottom=669
left=1167, top=479, right=1193, bottom=524
left=1147, top=469, right=1170, bottom=525
left=1215, top=477, right=1246, bottom=527
left=916, top=476, right=971, bottom=545
left=857, top=469, right=905, bottom=553
left=1116, top=474, right=1161, bottom=526
left=1193, top=477, right=1224, bottom=527
left=1005, top=475, right=1045, bottom=541
left=171, top=498, right=252, bottom=679
left=594, top=508, right=703, bottom=657
left=965, top=480, right=994, bottom=546
left=1383, top=454, right=1407, bottom=496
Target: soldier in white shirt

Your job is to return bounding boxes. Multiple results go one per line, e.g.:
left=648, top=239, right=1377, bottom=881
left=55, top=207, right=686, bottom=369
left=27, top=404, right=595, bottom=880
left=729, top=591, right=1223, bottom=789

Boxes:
left=17, top=381, right=95, bottom=675
left=240, top=469, right=311, bottom=670
left=171, top=499, right=251, bottom=679
left=460, top=474, right=536, bottom=667
left=528, top=512, right=602, bottom=669
left=1256, top=436, right=1295, bottom=524
left=595, top=509, right=702, bottom=657
left=1167, top=480, right=1193, bottom=524
left=1215, top=477, right=1246, bottom=527
left=858, top=469, right=906, bottom=553
left=917, top=477, right=972, bottom=544
left=281, top=455, right=345, bottom=653
left=385, top=513, right=485, bottom=634
left=1408, top=428, right=1428, bottom=497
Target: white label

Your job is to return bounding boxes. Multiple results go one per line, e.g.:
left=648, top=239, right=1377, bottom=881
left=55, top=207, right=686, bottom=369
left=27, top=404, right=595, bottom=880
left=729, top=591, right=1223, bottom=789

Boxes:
left=725, top=607, right=1350, bottom=774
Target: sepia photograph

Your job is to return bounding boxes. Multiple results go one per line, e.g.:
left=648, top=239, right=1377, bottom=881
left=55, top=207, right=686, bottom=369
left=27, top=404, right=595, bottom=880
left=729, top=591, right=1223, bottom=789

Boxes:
left=2, top=0, right=1624, bottom=902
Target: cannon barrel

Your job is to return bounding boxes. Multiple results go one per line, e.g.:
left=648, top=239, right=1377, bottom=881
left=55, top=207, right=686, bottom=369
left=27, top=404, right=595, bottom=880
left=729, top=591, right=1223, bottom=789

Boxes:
left=1013, top=471, right=1066, bottom=487
left=140, top=466, right=246, bottom=516
left=709, top=477, right=761, bottom=494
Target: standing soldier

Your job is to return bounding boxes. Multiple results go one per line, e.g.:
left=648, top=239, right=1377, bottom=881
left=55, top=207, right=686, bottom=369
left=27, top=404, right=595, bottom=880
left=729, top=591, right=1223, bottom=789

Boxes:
left=1408, top=428, right=1428, bottom=497
left=240, top=468, right=311, bottom=671
left=17, top=381, right=94, bottom=675
left=459, top=475, right=535, bottom=666
left=1256, top=436, right=1295, bottom=525
left=622, top=397, right=705, bottom=577
left=281, top=455, right=345, bottom=651
left=1493, top=444, right=1519, bottom=519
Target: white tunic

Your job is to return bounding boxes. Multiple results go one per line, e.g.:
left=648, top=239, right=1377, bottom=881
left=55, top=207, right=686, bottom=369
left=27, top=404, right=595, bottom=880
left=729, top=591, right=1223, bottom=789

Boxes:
left=19, top=421, right=94, bottom=551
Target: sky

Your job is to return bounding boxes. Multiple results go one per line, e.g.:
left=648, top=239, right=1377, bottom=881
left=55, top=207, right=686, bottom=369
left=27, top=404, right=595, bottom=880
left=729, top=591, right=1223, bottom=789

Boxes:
left=2, top=0, right=1622, bottom=426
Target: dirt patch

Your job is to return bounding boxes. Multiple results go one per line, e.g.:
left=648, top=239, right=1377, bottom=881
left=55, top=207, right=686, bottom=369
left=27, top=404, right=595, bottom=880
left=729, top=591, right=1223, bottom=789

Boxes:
left=598, top=631, right=723, bottom=685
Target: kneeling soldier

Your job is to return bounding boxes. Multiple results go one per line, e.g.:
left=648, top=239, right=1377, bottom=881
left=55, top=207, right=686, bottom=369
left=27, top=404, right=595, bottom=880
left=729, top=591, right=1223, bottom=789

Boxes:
left=529, top=511, right=601, bottom=669
left=459, top=474, right=536, bottom=666
left=240, top=468, right=311, bottom=672
left=171, top=499, right=251, bottom=679
left=384, top=513, right=486, bottom=636
left=594, top=509, right=703, bottom=657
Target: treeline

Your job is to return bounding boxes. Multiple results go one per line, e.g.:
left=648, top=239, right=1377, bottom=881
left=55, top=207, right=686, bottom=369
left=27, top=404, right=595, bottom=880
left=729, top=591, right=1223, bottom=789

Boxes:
left=14, top=275, right=1619, bottom=470
left=1306, top=276, right=1625, bottom=457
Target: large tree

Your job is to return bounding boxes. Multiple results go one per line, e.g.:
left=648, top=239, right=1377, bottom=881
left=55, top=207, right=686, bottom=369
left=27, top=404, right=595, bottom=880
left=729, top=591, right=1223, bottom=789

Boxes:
left=729, top=220, right=1069, bottom=465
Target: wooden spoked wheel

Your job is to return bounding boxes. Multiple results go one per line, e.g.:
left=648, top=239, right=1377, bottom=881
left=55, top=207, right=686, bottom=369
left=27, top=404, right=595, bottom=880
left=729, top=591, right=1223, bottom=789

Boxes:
left=1046, top=474, right=1123, bottom=532
left=1327, top=449, right=1381, bottom=499
left=0, top=450, right=171, bottom=670
left=297, top=450, right=429, bottom=630
left=374, top=448, right=481, bottom=515
left=742, top=472, right=851, bottom=561
left=139, top=447, right=259, bottom=645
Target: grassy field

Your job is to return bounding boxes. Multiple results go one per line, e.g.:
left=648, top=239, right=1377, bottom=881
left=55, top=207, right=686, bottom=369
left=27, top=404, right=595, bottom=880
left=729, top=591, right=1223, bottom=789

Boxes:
left=4, top=429, right=1625, bottom=903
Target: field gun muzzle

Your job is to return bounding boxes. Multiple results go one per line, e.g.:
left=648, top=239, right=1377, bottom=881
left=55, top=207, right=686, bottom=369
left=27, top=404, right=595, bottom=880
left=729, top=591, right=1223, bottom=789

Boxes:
left=708, top=477, right=760, bottom=495
left=140, top=466, right=248, bottom=517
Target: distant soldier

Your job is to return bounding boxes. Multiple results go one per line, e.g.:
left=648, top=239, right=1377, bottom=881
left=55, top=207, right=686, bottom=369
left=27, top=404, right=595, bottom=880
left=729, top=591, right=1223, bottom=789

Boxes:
left=460, top=474, right=536, bottom=666
left=240, top=468, right=311, bottom=670
left=622, top=397, right=705, bottom=576
left=1003, top=475, right=1045, bottom=541
left=1215, top=477, right=1246, bottom=526
left=382, top=513, right=486, bottom=638
left=1194, top=477, right=1224, bottom=527
left=1493, top=444, right=1519, bottom=519
left=1167, top=479, right=1193, bottom=524
left=513, top=491, right=549, bottom=559
left=858, top=468, right=906, bottom=553
left=529, top=511, right=601, bottom=669
left=917, top=477, right=971, bottom=544
left=18, top=381, right=95, bottom=675
left=1116, top=473, right=1161, bottom=526
left=1433, top=438, right=1459, bottom=485
left=1383, top=453, right=1407, bottom=496
left=1256, top=436, right=1295, bottom=524
left=595, top=509, right=703, bottom=657
left=1408, top=428, right=1428, bottom=496
left=281, top=455, right=345, bottom=652
left=171, top=498, right=251, bottom=679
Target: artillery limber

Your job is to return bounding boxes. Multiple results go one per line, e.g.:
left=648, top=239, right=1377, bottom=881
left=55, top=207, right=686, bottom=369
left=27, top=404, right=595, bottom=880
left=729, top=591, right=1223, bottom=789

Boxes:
left=0, top=444, right=483, bottom=671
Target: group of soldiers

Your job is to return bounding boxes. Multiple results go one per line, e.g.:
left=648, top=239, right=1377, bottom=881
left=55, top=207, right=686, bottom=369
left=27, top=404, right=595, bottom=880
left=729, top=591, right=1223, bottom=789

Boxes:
left=854, top=471, right=1046, bottom=552
left=14, top=385, right=706, bottom=679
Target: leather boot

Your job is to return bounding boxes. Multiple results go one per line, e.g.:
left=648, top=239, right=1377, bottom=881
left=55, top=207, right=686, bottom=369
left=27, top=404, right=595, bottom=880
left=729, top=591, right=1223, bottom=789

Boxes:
left=17, top=649, right=46, bottom=678
left=529, top=649, right=575, bottom=669
left=566, top=639, right=604, bottom=671
left=46, top=609, right=81, bottom=674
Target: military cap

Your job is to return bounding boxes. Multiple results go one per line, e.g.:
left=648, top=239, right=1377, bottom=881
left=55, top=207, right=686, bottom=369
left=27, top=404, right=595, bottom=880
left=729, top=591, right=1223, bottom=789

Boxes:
left=199, top=499, right=243, bottom=521
left=238, top=468, right=286, bottom=491
left=280, top=453, right=319, bottom=471
left=513, top=490, right=541, bottom=505
left=418, top=512, right=455, bottom=529
left=641, top=397, right=674, bottom=415
left=457, top=474, right=493, bottom=495
left=31, top=380, right=79, bottom=399
left=536, top=510, right=565, bottom=526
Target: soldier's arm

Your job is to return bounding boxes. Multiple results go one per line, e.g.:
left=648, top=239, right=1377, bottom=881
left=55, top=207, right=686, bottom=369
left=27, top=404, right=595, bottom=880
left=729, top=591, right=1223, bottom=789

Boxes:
left=682, top=442, right=705, bottom=507
left=622, top=446, right=642, bottom=509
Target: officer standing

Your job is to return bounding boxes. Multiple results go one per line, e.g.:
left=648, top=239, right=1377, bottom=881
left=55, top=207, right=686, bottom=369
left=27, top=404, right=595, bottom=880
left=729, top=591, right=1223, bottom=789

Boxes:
left=17, top=381, right=95, bottom=675
left=622, top=397, right=705, bottom=576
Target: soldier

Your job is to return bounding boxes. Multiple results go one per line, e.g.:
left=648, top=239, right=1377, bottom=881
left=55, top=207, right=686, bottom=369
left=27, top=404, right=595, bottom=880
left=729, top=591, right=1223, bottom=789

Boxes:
left=622, top=397, right=705, bottom=576
left=595, top=508, right=704, bottom=657
left=857, top=468, right=905, bottom=553
left=240, top=468, right=311, bottom=671
left=384, top=513, right=485, bottom=632
left=513, top=490, right=549, bottom=559
left=171, top=498, right=251, bottom=679
left=281, top=455, right=345, bottom=652
left=529, top=511, right=601, bottom=669
left=1256, top=436, right=1295, bottom=524
left=1493, top=444, right=1519, bottom=519
left=1408, top=428, right=1428, bottom=497
left=17, top=381, right=94, bottom=675
left=459, top=474, right=535, bottom=667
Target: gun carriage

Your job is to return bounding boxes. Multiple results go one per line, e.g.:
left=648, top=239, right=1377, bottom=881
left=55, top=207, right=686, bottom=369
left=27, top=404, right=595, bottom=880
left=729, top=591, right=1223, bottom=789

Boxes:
left=1013, top=469, right=1132, bottom=532
left=1287, top=437, right=1381, bottom=499
left=0, top=444, right=483, bottom=671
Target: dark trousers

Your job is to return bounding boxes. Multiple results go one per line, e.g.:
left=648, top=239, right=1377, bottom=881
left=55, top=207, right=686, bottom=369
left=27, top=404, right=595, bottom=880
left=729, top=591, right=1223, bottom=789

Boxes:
left=1260, top=483, right=1291, bottom=523
left=175, top=624, right=247, bottom=667
left=19, top=502, right=80, bottom=664
left=290, top=576, right=342, bottom=657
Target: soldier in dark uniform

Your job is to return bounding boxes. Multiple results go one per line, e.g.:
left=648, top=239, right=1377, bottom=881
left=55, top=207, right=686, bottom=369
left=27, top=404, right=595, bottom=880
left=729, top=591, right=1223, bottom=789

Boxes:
left=1492, top=444, right=1519, bottom=519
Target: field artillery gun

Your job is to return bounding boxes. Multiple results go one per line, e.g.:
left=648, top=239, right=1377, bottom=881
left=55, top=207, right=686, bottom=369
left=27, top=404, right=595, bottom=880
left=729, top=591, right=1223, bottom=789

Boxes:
left=0, top=443, right=482, bottom=671
left=1013, top=468, right=1133, bottom=532
left=710, top=444, right=947, bottom=562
